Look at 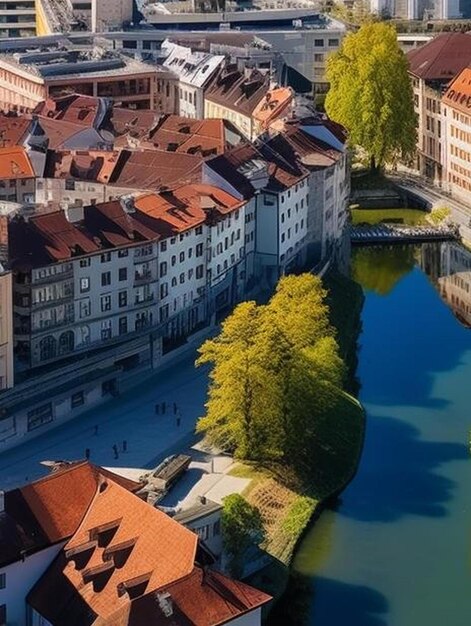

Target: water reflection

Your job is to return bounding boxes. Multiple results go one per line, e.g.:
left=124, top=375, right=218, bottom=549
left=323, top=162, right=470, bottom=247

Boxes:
left=420, top=242, right=471, bottom=329
left=351, top=246, right=416, bottom=296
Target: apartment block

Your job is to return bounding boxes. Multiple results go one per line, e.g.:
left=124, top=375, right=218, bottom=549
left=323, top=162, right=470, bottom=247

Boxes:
left=0, top=0, right=36, bottom=38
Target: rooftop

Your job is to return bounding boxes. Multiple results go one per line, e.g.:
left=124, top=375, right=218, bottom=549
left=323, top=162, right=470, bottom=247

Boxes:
left=407, top=32, right=471, bottom=82
left=0, top=461, right=141, bottom=568
left=162, top=40, right=225, bottom=88
left=27, top=476, right=271, bottom=626
left=0, top=146, right=35, bottom=179
left=252, top=86, right=294, bottom=129
left=442, top=67, right=471, bottom=114
left=0, top=114, right=32, bottom=148
left=205, top=65, right=270, bottom=117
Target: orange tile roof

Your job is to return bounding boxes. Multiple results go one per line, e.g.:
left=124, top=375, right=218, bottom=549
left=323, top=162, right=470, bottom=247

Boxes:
left=252, top=87, right=293, bottom=129
left=35, top=478, right=197, bottom=621
left=134, top=183, right=245, bottom=234
left=0, top=146, right=35, bottom=179
left=1, top=462, right=142, bottom=567
left=0, top=114, right=32, bottom=148
left=443, top=67, right=471, bottom=115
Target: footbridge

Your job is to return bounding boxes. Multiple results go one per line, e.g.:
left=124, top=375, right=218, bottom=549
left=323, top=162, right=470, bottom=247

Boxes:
left=350, top=224, right=460, bottom=246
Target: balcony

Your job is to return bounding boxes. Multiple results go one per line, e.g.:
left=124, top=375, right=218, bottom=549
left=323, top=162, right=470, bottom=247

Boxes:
left=31, top=293, right=74, bottom=311
left=32, top=268, right=73, bottom=285
left=134, top=293, right=154, bottom=306
left=134, top=271, right=154, bottom=285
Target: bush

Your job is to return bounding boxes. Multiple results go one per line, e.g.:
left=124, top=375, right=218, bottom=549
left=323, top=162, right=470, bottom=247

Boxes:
left=222, top=494, right=265, bottom=577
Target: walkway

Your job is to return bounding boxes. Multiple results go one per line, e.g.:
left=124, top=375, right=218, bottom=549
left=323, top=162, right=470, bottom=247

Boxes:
left=350, top=223, right=458, bottom=245
left=0, top=349, right=210, bottom=491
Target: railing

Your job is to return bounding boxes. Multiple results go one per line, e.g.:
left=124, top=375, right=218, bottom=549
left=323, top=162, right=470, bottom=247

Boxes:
left=350, top=224, right=460, bottom=246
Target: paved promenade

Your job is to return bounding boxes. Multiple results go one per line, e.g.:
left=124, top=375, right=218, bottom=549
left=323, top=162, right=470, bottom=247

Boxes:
left=0, top=349, right=210, bottom=491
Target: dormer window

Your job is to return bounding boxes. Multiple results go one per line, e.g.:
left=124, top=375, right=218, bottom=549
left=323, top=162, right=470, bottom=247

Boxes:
left=88, top=519, right=121, bottom=548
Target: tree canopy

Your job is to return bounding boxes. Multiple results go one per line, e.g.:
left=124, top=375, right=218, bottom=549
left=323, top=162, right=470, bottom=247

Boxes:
left=196, top=274, right=345, bottom=474
left=325, top=22, right=417, bottom=170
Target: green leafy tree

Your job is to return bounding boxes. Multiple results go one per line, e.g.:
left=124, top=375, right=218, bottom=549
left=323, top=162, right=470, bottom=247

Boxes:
left=325, top=22, right=417, bottom=171
left=222, top=494, right=265, bottom=577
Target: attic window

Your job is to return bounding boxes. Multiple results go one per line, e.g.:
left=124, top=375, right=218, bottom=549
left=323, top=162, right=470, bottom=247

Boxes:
left=103, top=538, right=137, bottom=569
left=167, top=143, right=179, bottom=152
left=83, top=561, right=115, bottom=592
left=179, top=125, right=191, bottom=134
left=65, top=540, right=97, bottom=570
left=117, top=572, right=151, bottom=599
left=201, top=64, right=209, bottom=73
left=89, top=519, right=121, bottom=547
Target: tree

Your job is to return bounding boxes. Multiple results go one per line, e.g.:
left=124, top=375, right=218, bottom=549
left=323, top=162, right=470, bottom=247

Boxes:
left=196, top=274, right=345, bottom=472
left=325, top=22, right=417, bottom=172
left=222, top=494, right=265, bottom=577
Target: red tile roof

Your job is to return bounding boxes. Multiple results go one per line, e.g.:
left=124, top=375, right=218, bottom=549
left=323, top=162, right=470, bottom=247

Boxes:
left=34, top=95, right=102, bottom=127
left=44, top=150, right=119, bottom=182
left=0, top=462, right=141, bottom=567
left=442, top=66, right=471, bottom=114
left=252, top=87, right=293, bottom=129
left=108, top=149, right=203, bottom=191
left=134, top=183, right=244, bottom=234
left=27, top=478, right=271, bottom=626
left=0, top=114, right=32, bottom=148
left=0, top=146, right=35, bottom=179
left=407, top=33, right=471, bottom=81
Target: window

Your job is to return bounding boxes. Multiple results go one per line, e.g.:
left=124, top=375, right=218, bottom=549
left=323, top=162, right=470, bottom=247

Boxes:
left=160, top=261, right=167, bottom=277
left=80, top=300, right=91, bottom=318
left=281, top=233, right=285, bottom=243
left=196, top=264, right=204, bottom=279
left=101, top=320, right=112, bottom=341
left=179, top=251, right=185, bottom=262
left=160, top=304, right=169, bottom=322
left=196, top=524, right=210, bottom=540
left=314, top=54, right=324, bottom=63
left=160, top=240, right=167, bottom=252
left=196, top=243, right=204, bottom=257
left=65, top=179, right=75, bottom=191
left=171, top=255, right=176, bottom=266
left=71, top=391, right=84, bottom=409
left=119, top=267, right=127, bottom=281
left=179, top=272, right=185, bottom=284
left=101, top=295, right=111, bottom=312
left=80, top=258, right=90, bottom=268
left=0, top=604, right=6, bottom=625
left=160, top=282, right=168, bottom=299
left=328, top=38, right=339, bottom=46
left=118, top=249, right=129, bottom=258
left=27, top=403, right=52, bottom=431
left=195, top=226, right=203, bottom=235
left=119, top=291, right=127, bottom=307
left=80, top=277, right=90, bottom=293
left=264, top=193, right=275, bottom=206
left=119, top=316, right=128, bottom=335
left=0, top=573, right=5, bottom=590
left=101, top=271, right=111, bottom=287
left=213, top=520, right=221, bottom=536
left=171, top=277, right=177, bottom=287
left=101, top=252, right=111, bottom=263
left=314, top=39, right=324, bottom=47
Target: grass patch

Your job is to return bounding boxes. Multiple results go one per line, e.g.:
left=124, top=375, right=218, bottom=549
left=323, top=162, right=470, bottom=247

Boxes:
left=351, top=207, right=428, bottom=226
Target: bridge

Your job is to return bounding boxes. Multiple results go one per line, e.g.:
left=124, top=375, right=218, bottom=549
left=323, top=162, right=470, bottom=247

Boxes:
left=350, top=224, right=460, bottom=246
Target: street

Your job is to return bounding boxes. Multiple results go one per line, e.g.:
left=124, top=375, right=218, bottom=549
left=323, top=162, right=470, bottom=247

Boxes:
left=0, top=349, right=210, bottom=491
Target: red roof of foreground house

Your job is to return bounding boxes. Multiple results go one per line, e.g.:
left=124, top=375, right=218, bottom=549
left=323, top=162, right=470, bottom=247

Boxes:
left=407, top=32, right=471, bottom=81
left=27, top=478, right=271, bottom=626
left=0, top=462, right=141, bottom=568
left=0, top=114, right=32, bottom=147
left=205, top=65, right=270, bottom=116
left=442, top=66, right=471, bottom=115
left=134, top=183, right=245, bottom=234
left=0, top=146, right=35, bottom=179
left=34, top=94, right=103, bottom=127
left=252, top=87, right=293, bottom=130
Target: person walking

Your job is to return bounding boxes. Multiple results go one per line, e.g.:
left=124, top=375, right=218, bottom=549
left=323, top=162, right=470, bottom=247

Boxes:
left=122, top=440, right=127, bottom=453
left=85, top=448, right=90, bottom=460
left=162, top=401, right=166, bottom=413
left=112, top=444, right=119, bottom=459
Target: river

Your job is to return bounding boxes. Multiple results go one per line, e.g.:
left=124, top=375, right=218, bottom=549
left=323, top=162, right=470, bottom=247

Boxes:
left=290, top=242, right=471, bottom=626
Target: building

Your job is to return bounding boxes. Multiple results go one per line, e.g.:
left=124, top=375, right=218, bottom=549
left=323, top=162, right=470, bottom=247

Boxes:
left=407, top=33, right=471, bottom=184
left=0, top=0, right=36, bottom=39
left=0, top=266, right=13, bottom=391
left=0, top=146, right=37, bottom=204
left=437, top=241, right=471, bottom=327
left=204, top=65, right=290, bottom=140
left=0, top=37, right=177, bottom=113
left=161, top=40, right=225, bottom=119
left=0, top=461, right=141, bottom=626
left=92, top=0, right=133, bottom=33
left=0, top=460, right=270, bottom=625
left=441, top=66, right=471, bottom=202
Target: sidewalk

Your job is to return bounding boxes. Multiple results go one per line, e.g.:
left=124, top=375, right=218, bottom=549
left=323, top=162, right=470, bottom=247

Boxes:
left=0, top=349, right=210, bottom=491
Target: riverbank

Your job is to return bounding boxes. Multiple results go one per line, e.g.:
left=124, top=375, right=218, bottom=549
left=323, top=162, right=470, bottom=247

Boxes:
left=235, top=270, right=367, bottom=614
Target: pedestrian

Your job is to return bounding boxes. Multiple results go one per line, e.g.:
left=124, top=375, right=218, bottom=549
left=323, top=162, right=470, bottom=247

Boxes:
left=112, top=444, right=119, bottom=460
left=176, top=416, right=181, bottom=428
left=162, top=401, right=166, bottom=413
left=173, top=402, right=177, bottom=415
left=85, top=448, right=90, bottom=460
left=93, top=424, right=98, bottom=436
left=155, top=403, right=160, bottom=415
left=122, top=440, right=127, bottom=453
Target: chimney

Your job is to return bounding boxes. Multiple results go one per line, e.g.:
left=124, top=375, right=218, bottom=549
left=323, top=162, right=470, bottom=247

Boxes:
left=64, top=204, right=84, bottom=223
left=0, top=490, right=4, bottom=512
left=157, top=591, right=173, bottom=617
